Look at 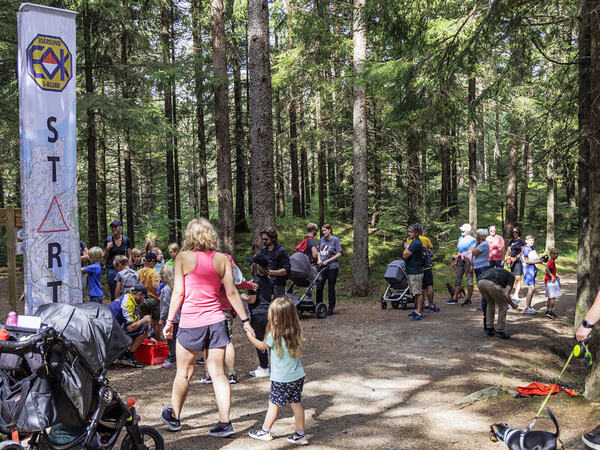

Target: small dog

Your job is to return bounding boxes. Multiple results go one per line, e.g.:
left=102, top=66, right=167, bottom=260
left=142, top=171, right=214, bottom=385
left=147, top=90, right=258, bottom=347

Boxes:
left=490, top=408, right=563, bottom=450
left=445, top=282, right=465, bottom=299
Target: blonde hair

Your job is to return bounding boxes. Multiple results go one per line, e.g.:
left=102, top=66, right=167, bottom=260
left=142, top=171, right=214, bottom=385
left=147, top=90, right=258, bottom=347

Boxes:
left=306, top=223, right=318, bottom=233
left=114, top=255, right=128, bottom=268
left=168, top=242, right=180, bottom=253
left=182, top=218, right=219, bottom=252
left=88, top=246, right=103, bottom=262
left=131, top=247, right=143, bottom=257
left=159, top=264, right=174, bottom=288
left=265, top=297, right=303, bottom=359
left=251, top=263, right=270, bottom=278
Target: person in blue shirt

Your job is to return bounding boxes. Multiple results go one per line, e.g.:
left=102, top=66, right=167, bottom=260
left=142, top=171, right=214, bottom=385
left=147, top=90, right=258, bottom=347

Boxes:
left=246, top=297, right=308, bottom=445
left=316, top=224, right=343, bottom=315
left=446, top=223, right=476, bottom=306
left=521, top=235, right=546, bottom=315
left=81, top=246, right=104, bottom=304
left=471, top=229, right=491, bottom=331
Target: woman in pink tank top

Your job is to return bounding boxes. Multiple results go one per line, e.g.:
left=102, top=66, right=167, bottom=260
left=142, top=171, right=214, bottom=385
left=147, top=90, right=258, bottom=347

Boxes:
left=162, top=218, right=255, bottom=437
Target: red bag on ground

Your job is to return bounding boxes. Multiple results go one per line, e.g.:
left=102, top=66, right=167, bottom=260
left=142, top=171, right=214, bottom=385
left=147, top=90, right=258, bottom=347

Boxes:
left=516, top=382, right=579, bottom=398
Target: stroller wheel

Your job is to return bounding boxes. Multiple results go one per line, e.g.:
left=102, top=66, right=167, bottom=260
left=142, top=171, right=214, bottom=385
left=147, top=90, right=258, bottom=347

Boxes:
left=391, top=301, right=400, bottom=309
left=381, top=300, right=387, bottom=309
left=298, top=309, right=305, bottom=318
left=121, top=425, right=164, bottom=450
left=401, top=303, right=408, bottom=310
left=0, top=442, right=24, bottom=450
left=315, top=302, right=328, bottom=319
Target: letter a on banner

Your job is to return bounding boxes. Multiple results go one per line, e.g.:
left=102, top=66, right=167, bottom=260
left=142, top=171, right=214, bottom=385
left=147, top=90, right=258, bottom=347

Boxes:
left=18, top=4, right=81, bottom=313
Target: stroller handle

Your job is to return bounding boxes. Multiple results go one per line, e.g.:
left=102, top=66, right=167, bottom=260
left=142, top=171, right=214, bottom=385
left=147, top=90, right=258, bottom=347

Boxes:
left=0, top=326, right=56, bottom=351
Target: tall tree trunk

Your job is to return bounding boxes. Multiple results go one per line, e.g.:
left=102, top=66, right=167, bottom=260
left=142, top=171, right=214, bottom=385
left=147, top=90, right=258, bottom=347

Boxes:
left=440, top=132, right=450, bottom=221
left=211, top=0, right=235, bottom=254
left=84, top=0, right=98, bottom=246
left=352, top=0, right=369, bottom=296
left=494, top=103, right=504, bottom=230
left=450, top=128, right=458, bottom=216
left=407, top=129, right=420, bottom=225
left=275, top=86, right=285, bottom=217
left=289, top=95, right=301, bottom=217
left=316, top=90, right=326, bottom=225
left=468, top=63, right=477, bottom=230
left=192, top=0, right=209, bottom=219
left=117, top=136, right=123, bottom=221
left=505, top=146, right=518, bottom=239
left=519, top=137, right=530, bottom=223
left=245, top=30, right=253, bottom=217
left=233, top=41, right=249, bottom=232
left=299, top=99, right=307, bottom=218
left=170, top=3, right=182, bottom=244
left=370, top=102, right=382, bottom=228
left=248, top=0, right=275, bottom=250
left=545, top=148, right=556, bottom=252
left=97, top=104, right=108, bottom=242
left=161, top=5, right=176, bottom=243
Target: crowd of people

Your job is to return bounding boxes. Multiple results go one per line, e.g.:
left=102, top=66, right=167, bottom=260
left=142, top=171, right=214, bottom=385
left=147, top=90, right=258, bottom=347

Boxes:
left=77, top=219, right=344, bottom=443
left=402, top=222, right=561, bottom=340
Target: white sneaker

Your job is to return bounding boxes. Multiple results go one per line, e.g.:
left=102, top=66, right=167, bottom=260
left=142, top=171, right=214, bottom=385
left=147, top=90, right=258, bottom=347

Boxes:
left=249, top=366, right=270, bottom=377
left=523, top=307, right=537, bottom=314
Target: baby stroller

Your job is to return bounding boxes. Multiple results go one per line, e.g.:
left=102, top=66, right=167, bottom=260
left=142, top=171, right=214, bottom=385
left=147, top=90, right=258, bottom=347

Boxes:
left=0, top=302, right=164, bottom=449
left=285, top=252, right=328, bottom=319
left=380, top=260, right=415, bottom=310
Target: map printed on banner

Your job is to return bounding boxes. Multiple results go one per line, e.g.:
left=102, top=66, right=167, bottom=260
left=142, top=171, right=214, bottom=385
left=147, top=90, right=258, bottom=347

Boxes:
left=37, top=195, right=70, bottom=233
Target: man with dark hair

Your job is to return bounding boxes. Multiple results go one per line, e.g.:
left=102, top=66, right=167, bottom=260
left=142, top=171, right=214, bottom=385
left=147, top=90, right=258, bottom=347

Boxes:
left=260, top=227, right=290, bottom=298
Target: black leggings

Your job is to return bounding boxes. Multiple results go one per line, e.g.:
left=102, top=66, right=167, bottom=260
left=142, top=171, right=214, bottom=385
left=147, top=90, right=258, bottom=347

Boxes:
left=316, top=267, right=339, bottom=311
left=251, top=313, right=269, bottom=369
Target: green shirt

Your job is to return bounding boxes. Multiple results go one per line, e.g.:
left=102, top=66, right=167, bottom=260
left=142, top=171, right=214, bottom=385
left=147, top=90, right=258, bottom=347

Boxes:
left=266, top=332, right=305, bottom=383
left=405, top=237, right=425, bottom=275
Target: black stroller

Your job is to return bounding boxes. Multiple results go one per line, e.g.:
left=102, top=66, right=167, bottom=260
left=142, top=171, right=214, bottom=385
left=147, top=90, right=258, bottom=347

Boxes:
left=380, top=260, right=415, bottom=310
left=285, top=252, right=328, bottom=319
left=0, top=302, right=164, bottom=449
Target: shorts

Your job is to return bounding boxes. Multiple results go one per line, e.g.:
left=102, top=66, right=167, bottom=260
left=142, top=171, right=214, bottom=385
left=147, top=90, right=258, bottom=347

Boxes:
left=523, top=270, right=537, bottom=286
left=223, top=310, right=234, bottom=339
left=269, top=377, right=305, bottom=407
left=422, top=269, right=433, bottom=288
left=407, top=273, right=424, bottom=295
left=139, top=297, right=160, bottom=321
left=510, top=260, right=523, bottom=276
left=454, top=258, right=473, bottom=287
left=126, top=322, right=149, bottom=338
left=177, top=320, right=230, bottom=351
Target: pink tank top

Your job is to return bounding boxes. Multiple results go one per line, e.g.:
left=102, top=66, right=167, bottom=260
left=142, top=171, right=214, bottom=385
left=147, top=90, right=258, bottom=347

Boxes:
left=179, top=251, right=226, bottom=328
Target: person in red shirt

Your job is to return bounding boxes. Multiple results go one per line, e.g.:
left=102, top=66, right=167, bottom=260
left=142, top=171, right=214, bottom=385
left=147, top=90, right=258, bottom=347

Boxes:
left=486, top=225, right=505, bottom=268
left=544, top=248, right=560, bottom=319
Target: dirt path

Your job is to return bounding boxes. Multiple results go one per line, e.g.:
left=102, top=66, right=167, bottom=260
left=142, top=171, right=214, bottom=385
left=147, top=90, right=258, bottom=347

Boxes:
left=87, top=274, right=593, bottom=449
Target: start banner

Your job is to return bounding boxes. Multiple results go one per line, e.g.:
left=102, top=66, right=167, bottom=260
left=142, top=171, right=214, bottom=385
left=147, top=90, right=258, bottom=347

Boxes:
left=17, top=3, right=81, bottom=314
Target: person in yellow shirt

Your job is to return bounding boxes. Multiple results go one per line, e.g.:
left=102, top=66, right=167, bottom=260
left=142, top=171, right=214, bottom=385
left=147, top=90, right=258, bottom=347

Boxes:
left=137, top=252, right=161, bottom=338
left=407, top=223, right=438, bottom=312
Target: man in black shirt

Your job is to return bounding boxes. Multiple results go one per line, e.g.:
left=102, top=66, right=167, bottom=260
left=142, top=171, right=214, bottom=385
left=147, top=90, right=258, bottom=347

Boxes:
left=477, top=268, right=520, bottom=339
left=104, top=220, right=133, bottom=300
left=259, top=227, right=290, bottom=298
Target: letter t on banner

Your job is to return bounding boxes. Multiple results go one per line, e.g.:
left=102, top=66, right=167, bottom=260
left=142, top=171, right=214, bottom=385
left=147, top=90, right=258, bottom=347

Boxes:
left=18, top=4, right=81, bottom=314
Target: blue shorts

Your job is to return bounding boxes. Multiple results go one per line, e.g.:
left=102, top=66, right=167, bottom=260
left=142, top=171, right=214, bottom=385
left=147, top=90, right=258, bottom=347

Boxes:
left=523, top=270, right=537, bottom=286
left=269, top=377, right=304, bottom=406
left=126, top=322, right=149, bottom=338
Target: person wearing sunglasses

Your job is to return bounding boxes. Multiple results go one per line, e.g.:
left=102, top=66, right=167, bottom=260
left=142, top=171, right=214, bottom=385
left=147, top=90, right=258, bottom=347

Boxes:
left=504, top=226, right=525, bottom=302
left=260, top=227, right=291, bottom=298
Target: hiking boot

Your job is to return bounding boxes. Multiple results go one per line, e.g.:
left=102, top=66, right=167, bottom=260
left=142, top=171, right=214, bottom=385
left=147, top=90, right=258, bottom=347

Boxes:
left=249, top=366, right=270, bottom=377
left=523, top=307, right=537, bottom=315
left=545, top=311, right=558, bottom=319
left=287, top=432, right=309, bottom=445
left=198, top=375, right=212, bottom=384
left=485, top=328, right=495, bottom=337
left=209, top=421, right=234, bottom=438
left=461, top=299, right=472, bottom=306
left=248, top=427, right=273, bottom=441
left=228, top=374, right=238, bottom=384
left=119, top=352, right=144, bottom=368
left=410, top=313, right=424, bottom=321
left=495, top=331, right=511, bottom=340
left=161, top=406, right=182, bottom=432
left=582, top=432, right=600, bottom=449
left=445, top=298, right=458, bottom=304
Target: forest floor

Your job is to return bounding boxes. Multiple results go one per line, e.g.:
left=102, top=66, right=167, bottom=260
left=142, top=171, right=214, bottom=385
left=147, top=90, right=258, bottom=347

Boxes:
left=1, top=273, right=599, bottom=448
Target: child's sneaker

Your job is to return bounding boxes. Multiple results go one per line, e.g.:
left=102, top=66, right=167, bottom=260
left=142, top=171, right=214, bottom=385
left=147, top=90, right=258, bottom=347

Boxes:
left=198, top=375, right=212, bottom=384
left=545, top=310, right=558, bottom=319
left=228, top=374, right=238, bottom=384
left=523, top=307, right=537, bottom=315
left=249, top=427, right=273, bottom=441
left=287, top=432, right=309, bottom=445
left=445, top=298, right=458, bottom=304
left=426, top=305, right=440, bottom=312
left=209, top=421, right=234, bottom=437
left=162, top=360, right=176, bottom=368
left=249, top=366, right=270, bottom=377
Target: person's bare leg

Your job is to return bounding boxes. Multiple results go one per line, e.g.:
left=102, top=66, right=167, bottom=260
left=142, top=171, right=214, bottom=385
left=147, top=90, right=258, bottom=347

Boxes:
left=130, top=333, right=146, bottom=353
left=290, top=402, right=305, bottom=432
left=525, top=285, right=535, bottom=309
left=467, top=285, right=474, bottom=300
left=513, top=276, right=522, bottom=299
left=225, top=342, right=235, bottom=375
left=204, top=348, right=209, bottom=377
left=262, top=402, right=280, bottom=430
left=206, top=347, right=230, bottom=423
left=426, top=285, right=434, bottom=304
left=171, top=342, right=198, bottom=419
left=416, top=294, right=424, bottom=314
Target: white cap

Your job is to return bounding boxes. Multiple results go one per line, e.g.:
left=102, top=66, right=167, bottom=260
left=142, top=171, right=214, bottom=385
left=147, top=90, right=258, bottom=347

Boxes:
left=459, top=223, right=472, bottom=233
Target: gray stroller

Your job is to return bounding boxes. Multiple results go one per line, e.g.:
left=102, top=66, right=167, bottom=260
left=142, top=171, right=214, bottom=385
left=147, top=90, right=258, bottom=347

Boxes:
left=285, top=252, right=329, bottom=319
left=380, top=260, right=415, bottom=310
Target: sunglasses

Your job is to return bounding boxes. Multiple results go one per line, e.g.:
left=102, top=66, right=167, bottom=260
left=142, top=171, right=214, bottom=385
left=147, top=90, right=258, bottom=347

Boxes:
left=262, top=238, right=269, bottom=241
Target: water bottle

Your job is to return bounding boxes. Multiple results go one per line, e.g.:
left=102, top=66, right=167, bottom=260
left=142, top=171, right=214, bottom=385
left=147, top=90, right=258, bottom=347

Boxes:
left=6, top=312, right=17, bottom=327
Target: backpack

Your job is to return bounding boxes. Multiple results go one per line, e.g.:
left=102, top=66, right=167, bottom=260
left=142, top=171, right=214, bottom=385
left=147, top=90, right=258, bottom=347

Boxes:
left=295, top=237, right=311, bottom=255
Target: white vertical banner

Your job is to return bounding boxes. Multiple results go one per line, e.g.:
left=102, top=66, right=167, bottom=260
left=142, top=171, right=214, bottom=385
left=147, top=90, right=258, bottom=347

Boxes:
left=18, top=3, right=80, bottom=314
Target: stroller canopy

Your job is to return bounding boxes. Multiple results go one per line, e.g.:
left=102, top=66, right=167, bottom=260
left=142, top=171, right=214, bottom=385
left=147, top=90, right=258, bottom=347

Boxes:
left=289, top=252, right=314, bottom=280
left=36, top=302, right=131, bottom=375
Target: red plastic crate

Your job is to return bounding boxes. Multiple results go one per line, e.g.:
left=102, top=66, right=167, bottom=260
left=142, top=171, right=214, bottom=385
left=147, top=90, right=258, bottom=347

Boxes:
left=134, top=339, right=169, bottom=365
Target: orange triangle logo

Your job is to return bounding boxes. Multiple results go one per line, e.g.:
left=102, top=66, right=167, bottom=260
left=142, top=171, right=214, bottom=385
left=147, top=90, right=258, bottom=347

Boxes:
left=37, top=196, right=70, bottom=233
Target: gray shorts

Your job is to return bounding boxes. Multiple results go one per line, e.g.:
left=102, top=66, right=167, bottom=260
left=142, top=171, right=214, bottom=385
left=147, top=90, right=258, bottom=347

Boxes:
left=454, top=258, right=474, bottom=287
left=177, top=320, right=230, bottom=352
